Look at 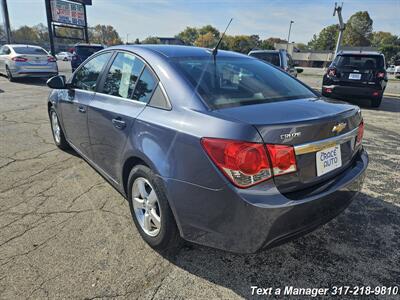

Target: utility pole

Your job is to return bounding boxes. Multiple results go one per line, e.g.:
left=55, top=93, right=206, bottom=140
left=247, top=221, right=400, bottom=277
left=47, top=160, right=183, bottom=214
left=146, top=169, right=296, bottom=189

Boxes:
left=286, top=20, right=294, bottom=52
left=333, top=2, right=345, bottom=56
left=1, top=0, right=12, bottom=43
left=44, top=0, right=55, bottom=55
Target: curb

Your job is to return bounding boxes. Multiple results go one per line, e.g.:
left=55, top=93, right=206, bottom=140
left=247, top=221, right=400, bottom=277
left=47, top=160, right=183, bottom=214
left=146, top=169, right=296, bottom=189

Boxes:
left=310, top=87, right=400, bottom=99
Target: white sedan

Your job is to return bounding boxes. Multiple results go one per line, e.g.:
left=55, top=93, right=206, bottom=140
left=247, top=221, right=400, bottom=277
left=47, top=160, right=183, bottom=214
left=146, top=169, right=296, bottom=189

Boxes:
left=56, top=52, right=73, bottom=61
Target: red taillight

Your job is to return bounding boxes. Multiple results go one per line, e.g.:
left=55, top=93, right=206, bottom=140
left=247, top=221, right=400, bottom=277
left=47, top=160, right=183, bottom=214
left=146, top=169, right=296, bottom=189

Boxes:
left=201, top=138, right=272, bottom=187
left=323, top=87, right=333, bottom=93
left=376, top=72, right=385, bottom=79
left=372, top=91, right=380, bottom=97
left=12, top=57, right=27, bottom=62
left=47, top=56, right=56, bottom=62
left=356, top=121, right=364, bottom=146
left=266, top=144, right=297, bottom=177
left=201, top=138, right=297, bottom=188
left=327, top=68, right=336, bottom=77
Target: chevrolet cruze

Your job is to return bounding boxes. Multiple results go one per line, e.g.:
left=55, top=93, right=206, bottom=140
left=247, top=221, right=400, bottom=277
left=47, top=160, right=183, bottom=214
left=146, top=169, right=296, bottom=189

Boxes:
left=46, top=45, right=368, bottom=253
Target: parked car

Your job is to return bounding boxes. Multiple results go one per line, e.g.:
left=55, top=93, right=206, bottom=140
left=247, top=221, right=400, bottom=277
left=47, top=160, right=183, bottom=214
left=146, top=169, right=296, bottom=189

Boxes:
left=71, top=44, right=104, bottom=72
left=56, top=51, right=73, bottom=61
left=386, top=64, right=396, bottom=74
left=248, top=49, right=302, bottom=77
left=46, top=45, right=368, bottom=253
left=322, top=51, right=387, bottom=107
left=395, top=65, right=400, bottom=79
left=0, top=44, right=58, bottom=81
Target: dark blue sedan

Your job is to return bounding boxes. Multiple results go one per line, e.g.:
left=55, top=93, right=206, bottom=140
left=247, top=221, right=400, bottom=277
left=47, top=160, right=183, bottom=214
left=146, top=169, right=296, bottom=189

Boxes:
left=46, top=45, right=368, bottom=253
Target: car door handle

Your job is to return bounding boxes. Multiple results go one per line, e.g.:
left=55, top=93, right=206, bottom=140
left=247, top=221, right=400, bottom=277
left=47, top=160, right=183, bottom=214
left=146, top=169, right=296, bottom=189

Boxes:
left=112, top=118, right=126, bottom=129
left=78, top=106, right=86, bottom=113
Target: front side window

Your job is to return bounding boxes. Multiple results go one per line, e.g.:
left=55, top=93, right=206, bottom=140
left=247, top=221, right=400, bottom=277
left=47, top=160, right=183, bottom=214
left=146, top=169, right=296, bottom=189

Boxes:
left=132, top=67, right=157, bottom=103
left=72, top=52, right=112, bottom=91
left=102, top=52, right=144, bottom=99
left=173, top=56, right=316, bottom=109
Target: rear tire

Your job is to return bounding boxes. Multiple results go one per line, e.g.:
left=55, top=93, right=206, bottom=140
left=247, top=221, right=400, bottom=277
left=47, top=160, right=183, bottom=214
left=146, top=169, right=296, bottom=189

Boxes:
left=371, top=95, right=382, bottom=108
left=6, top=66, right=15, bottom=82
left=128, top=165, right=181, bottom=252
left=49, top=107, right=70, bottom=150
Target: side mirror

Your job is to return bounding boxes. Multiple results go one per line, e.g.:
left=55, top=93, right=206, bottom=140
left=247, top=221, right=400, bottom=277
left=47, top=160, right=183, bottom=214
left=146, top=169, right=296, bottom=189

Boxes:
left=295, top=67, right=304, bottom=74
left=47, top=75, right=67, bottom=89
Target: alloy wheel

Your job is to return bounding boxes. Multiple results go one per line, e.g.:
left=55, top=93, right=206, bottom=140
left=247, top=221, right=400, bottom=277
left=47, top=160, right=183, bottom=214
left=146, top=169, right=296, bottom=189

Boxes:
left=51, top=111, right=61, bottom=144
left=132, top=177, right=161, bottom=237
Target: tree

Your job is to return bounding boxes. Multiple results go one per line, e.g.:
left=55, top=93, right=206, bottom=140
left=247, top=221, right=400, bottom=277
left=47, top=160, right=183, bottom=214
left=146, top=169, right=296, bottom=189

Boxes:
left=265, top=37, right=287, bottom=45
left=141, top=36, right=161, bottom=44
left=134, top=38, right=140, bottom=44
left=198, top=25, right=220, bottom=39
left=194, top=32, right=217, bottom=48
left=343, top=11, right=373, bottom=47
left=308, top=25, right=338, bottom=50
left=12, top=26, right=40, bottom=43
left=371, top=31, right=399, bottom=47
left=89, top=25, right=122, bottom=45
left=175, top=26, right=199, bottom=45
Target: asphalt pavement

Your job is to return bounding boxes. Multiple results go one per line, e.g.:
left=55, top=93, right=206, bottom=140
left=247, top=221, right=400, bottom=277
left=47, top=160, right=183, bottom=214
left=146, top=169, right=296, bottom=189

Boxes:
left=0, top=68, right=399, bottom=299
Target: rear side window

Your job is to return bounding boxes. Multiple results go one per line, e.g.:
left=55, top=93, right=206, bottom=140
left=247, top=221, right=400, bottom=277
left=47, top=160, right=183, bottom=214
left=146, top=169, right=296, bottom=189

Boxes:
left=250, top=52, right=280, bottom=67
left=72, top=52, right=112, bottom=91
left=334, top=55, right=384, bottom=70
left=132, top=67, right=157, bottom=103
left=13, top=46, right=47, bottom=55
left=102, top=52, right=144, bottom=99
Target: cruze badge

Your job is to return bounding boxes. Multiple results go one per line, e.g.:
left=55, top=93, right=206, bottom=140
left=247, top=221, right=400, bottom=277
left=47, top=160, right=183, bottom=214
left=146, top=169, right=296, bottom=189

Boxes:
left=280, top=132, right=301, bottom=140
left=332, top=122, right=346, bottom=134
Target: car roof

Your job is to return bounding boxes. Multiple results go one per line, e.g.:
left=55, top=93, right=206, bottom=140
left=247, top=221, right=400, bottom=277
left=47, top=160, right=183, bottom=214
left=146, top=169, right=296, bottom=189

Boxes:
left=106, top=44, right=247, bottom=59
left=6, top=44, right=44, bottom=49
left=74, top=43, right=104, bottom=47
left=248, top=49, right=283, bottom=54
left=338, top=50, right=382, bottom=56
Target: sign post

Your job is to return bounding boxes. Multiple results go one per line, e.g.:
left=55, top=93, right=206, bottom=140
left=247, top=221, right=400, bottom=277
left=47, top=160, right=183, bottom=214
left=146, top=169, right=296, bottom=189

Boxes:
left=44, top=0, right=91, bottom=56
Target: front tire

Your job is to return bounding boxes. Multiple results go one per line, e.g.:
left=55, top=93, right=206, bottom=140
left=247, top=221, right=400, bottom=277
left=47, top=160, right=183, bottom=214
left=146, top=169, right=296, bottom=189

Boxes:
left=128, top=165, right=180, bottom=252
left=6, top=66, right=15, bottom=82
left=49, top=108, right=70, bottom=150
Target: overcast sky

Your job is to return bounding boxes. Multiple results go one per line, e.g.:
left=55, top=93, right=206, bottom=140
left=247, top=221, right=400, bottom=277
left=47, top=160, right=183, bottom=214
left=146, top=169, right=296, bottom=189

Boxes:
left=3, top=0, right=400, bottom=43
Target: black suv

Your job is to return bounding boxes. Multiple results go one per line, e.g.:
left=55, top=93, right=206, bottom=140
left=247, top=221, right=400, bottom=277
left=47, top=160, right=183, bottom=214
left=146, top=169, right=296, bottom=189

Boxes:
left=322, top=51, right=387, bottom=107
left=71, top=44, right=104, bottom=72
left=248, top=49, right=301, bottom=77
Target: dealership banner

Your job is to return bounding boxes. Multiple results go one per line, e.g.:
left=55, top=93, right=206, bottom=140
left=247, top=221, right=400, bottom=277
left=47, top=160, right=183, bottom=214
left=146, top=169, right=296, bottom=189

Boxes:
left=50, top=0, right=86, bottom=27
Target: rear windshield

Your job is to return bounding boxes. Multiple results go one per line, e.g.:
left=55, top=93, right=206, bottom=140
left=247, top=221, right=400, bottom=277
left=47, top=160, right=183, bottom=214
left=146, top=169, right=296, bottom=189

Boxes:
left=172, top=56, right=316, bottom=109
left=13, top=47, right=47, bottom=55
left=249, top=52, right=280, bottom=66
left=76, top=46, right=103, bottom=57
left=334, top=54, right=384, bottom=70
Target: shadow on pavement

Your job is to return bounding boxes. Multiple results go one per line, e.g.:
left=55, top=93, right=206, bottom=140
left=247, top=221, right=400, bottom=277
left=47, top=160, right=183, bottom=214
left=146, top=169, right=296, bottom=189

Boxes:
left=161, top=192, right=400, bottom=299
left=349, top=97, right=400, bottom=113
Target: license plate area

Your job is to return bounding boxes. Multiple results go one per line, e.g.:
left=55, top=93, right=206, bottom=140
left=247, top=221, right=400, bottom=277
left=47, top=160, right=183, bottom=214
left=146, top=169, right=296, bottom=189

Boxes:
left=349, top=73, right=361, bottom=80
left=316, top=145, right=342, bottom=176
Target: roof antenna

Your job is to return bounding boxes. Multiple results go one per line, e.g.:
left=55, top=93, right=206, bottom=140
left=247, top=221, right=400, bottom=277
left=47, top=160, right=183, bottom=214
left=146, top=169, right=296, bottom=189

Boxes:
left=212, top=18, right=233, bottom=56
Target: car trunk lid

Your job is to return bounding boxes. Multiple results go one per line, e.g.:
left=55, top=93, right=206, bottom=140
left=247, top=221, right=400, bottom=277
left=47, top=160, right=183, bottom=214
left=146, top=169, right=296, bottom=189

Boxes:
left=215, top=97, right=362, bottom=192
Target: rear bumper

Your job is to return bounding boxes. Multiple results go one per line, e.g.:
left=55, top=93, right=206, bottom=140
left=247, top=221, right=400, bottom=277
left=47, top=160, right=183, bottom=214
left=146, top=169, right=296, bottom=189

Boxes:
left=164, top=148, right=368, bottom=253
left=10, top=65, right=58, bottom=78
left=322, top=84, right=383, bottom=99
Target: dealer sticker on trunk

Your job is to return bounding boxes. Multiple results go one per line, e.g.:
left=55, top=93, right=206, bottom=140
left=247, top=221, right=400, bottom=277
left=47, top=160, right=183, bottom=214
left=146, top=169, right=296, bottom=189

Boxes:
left=316, top=145, right=342, bottom=176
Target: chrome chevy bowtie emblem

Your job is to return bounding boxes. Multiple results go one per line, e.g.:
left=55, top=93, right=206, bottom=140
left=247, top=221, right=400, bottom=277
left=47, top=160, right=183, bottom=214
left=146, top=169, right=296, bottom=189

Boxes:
left=332, top=122, right=346, bottom=134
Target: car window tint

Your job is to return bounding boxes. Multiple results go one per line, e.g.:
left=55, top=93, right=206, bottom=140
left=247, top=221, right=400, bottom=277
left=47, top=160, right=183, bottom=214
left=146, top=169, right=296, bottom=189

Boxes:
left=76, top=46, right=103, bottom=57
left=102, top=52, right=144, bottom=99
left=72, top=52, right=112, bottom=92
left=132, top=67, right=157, bottom=103
left=335, top=55, right=384, bottom=70
left=173, top=57, right=316, bottom=109
left=13, top=47, right=48, bottom=55
left=250, top=52, right=280, bottom=67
